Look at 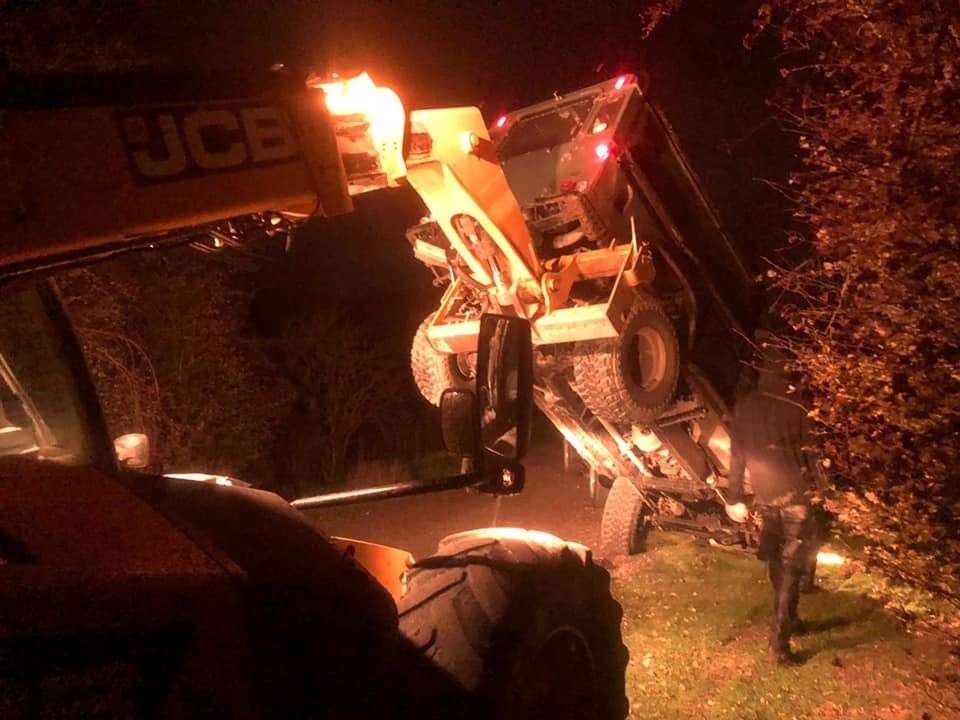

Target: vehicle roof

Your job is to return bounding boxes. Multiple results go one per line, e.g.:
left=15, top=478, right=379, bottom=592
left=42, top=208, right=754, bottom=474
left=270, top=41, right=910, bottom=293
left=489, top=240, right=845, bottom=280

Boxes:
left=492, top=74, right=640, bottom=131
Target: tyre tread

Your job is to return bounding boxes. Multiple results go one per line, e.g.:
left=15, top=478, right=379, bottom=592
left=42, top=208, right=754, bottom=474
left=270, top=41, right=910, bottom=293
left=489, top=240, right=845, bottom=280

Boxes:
left=411, top=315, right=471, bottom=405
left=398, top=531, right=628, bottom=719
left=573, top=296, right=680, bottom=425
left=601, top=477, right=647, bottom=557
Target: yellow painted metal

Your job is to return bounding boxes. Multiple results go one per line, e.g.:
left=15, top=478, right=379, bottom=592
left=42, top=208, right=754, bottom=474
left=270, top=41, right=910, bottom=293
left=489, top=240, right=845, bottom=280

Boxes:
left=0, top=94, right=348, bottom=271
left=329, top=536, right=413, bottom=603
left=531, top=296, right=624, bottom=344
left=540, top=243, right=655, bottom=313
left=427, top=279, right=638, bottom=351
left=411, top=238, right=447, bottom=267
left=428, top=318, right=481, bottom=354
left=406, top=107, right=543, bottom=309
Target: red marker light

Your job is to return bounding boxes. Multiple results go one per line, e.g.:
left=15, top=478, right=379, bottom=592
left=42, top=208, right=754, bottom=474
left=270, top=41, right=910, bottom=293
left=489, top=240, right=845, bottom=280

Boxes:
left=595, top=143, right=611, bottom=160
left=615, top=75, right=627, bottom=90
left=495, top=115, right=507, bottom=128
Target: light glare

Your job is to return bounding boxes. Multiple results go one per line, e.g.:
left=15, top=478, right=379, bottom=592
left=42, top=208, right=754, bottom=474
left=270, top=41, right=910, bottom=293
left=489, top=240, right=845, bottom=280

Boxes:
left=315, top=72, right=406, bottom=180
left=816, top=551, right=846, bottom=567
left=460, top=131, right=479, bottom=153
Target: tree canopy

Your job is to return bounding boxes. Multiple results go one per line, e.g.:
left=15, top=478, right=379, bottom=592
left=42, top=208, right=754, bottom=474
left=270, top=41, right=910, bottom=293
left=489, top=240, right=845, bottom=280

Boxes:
left=760, top=0, right=960, bottom=601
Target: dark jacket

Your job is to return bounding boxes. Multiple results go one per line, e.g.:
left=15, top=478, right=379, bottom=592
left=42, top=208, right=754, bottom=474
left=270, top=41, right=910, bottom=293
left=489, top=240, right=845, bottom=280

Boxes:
left=727, top=362, right=818, bottom=506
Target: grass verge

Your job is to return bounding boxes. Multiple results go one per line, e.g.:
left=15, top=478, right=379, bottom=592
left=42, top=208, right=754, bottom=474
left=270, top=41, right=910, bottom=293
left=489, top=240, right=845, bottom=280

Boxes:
left=613, top=532, right=960, bottom=719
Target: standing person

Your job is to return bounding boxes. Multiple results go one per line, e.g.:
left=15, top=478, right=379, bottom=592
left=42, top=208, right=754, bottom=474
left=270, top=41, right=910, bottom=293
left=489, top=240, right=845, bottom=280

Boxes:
left=724, top=335, right=822, bottom=665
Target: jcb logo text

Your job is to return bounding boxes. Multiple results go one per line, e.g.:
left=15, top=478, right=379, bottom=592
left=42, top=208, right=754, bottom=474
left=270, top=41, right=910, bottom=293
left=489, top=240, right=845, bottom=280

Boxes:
left=118, top=104, right=299, bottom=184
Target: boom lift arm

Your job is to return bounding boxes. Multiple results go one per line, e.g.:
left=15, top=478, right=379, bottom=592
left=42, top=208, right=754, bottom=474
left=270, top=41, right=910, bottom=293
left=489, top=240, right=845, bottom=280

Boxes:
left=0, top=70, right=356, bottom=276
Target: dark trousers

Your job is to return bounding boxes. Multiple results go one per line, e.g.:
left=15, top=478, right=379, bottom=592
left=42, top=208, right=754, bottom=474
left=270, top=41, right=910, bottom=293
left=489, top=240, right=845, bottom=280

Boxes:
left=758, top=504, right=818, bottom=651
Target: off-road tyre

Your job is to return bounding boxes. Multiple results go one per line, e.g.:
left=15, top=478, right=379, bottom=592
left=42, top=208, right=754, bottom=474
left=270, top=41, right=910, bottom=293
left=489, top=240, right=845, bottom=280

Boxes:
left=573, top=296, right=680, bottom=425
left=398, top=529, right=629, bottom=720
left=411, top=316, right=475, bottom=405
left=601, top=477, right=650, bottom=557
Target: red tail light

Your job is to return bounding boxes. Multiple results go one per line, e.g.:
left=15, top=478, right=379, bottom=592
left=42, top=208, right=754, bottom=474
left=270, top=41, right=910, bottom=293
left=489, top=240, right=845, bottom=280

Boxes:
left=495, top=115, right=508, bottom=129
left=615, top=75, right=627, bottom=90
left=595, top=143, right=611, bottom=160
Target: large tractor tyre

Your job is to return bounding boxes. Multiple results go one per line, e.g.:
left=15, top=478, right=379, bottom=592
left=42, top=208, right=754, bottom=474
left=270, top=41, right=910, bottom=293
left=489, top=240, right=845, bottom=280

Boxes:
left=573, top=296, right=680, bottom=425
left=399, top=529, right=629, bottom=720
left=411, top=316, right=475, bottom=405
left=601, top=477, right=650, bottom=558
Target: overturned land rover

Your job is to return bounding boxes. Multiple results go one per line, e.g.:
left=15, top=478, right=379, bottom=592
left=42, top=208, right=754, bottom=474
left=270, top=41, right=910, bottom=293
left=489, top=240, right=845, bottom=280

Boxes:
left=404, top=75, right=759, bottom=554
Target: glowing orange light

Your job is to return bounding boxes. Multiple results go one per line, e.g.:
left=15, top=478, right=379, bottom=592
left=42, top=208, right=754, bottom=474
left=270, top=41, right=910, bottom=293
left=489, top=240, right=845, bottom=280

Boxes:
left=615, top=75, right=627, bottom=90
left=315, top=72, right=406, bottom=182
left=595, top=143, right=611, bottom=160
left=113, top=432, right=150, bottom=469
left=495, top=115, right=507, bottom=128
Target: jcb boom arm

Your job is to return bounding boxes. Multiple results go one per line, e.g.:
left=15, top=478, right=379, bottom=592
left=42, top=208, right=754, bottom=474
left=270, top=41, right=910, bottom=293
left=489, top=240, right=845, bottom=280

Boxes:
left=2, top=70, right=548, bottom=344
left=0, top=71, right=353, bottom=275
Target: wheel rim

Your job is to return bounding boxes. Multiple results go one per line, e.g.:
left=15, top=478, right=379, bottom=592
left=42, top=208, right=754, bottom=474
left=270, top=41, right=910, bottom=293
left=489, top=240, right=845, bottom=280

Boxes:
left=629, top=327, right=667, bottom=392
left=520, top=626, right=598, bottom=719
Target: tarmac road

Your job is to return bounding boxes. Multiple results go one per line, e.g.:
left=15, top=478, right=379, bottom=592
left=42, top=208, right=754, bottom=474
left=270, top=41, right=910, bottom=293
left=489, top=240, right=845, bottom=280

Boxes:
left=303, top=440, right=603, bottom=559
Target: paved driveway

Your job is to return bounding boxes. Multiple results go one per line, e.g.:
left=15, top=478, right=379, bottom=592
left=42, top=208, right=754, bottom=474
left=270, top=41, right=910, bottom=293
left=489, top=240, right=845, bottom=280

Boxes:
left=303, top=443, right=602, bottom=559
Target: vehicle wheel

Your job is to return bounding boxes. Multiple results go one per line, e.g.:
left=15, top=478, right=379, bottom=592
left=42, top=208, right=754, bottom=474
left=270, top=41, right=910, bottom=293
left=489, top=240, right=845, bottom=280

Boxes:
left=399, top=528, right=629, bottom=720
left=572, top=295, right=680, bottom=425
left=589, top=468, right=612, bottom=508
left=601, top=477, right=650, bottom=557
left=411, top=315, right=475, bottom=405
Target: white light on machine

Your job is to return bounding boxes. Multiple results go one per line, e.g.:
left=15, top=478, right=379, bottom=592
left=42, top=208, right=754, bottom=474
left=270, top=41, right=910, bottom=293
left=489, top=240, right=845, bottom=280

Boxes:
left=816, top=551, right=846, bottom=567
left=313, top=72, right=407, bottom=187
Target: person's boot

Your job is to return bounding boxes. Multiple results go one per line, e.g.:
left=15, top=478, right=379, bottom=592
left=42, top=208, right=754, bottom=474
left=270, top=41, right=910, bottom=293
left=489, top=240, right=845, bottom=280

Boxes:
left=770, top=569, right=802, bottom=665
left=787, top=580, right=807, bottom=635
left=800, top=556, right=818, bottom=593
left=769, top=620, right=799, bottom=665
left=769, top=642, right=798, bottom=665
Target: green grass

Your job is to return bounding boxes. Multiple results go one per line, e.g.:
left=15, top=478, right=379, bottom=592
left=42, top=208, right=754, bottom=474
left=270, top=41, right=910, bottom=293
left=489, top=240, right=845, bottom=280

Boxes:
left=613, top=533, right=960, bottom=719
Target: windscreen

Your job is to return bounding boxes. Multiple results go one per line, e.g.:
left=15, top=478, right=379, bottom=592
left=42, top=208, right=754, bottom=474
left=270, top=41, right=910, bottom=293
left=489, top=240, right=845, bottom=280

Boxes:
left=0, top=283, right=96, bottom=465
left=498, top=97, right=597, bottom=159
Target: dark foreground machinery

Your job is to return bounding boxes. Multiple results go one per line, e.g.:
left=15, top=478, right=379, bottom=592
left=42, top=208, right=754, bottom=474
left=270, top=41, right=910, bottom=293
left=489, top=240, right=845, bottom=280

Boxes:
left=0, top=70, right=629, bottom=718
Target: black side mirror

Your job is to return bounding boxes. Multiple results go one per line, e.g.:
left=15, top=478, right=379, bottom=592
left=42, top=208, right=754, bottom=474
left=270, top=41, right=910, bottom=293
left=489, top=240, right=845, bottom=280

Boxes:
left=440, top=388, right=479, bottom=459
left=291, top=313, right=533, bottom=510
left=475, top=314, right=533, bottom=461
